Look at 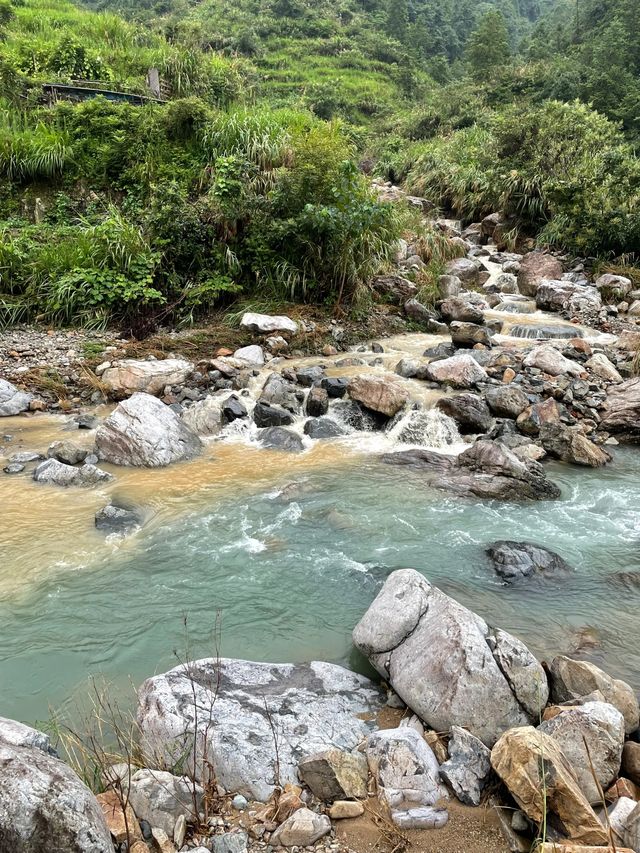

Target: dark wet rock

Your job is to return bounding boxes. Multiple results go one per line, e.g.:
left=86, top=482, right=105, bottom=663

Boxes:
left=95, top=393, right=202, bottom=467
left=259, top=426, right=304, bottom=452
left=439, top=297, right=484, bottom=325
left=539, top=423, right=610, bottom=467
left=485, top=385, right=529, bottom=419
left=137, top=659, right=383, bottom=801
left=450, top=321, right=492, bottom=349
left=303, top=418, right=346, bottom=439
left=33, top=458, right=113, bottom=487
left=436, top=394, right=494, bottom=434
left=353, top=569, right=548, bottom=747
left=423, top=343, right=456, bottom=360
left=305, top=386, right=329, bottom=417
left=332, top=400, right=385, bottom=431
left=74, top=414, right=98, bottom=430
left=517, top=252, right=563, bottom=297
left=296, top=366, right=325, bottom=387
left=395, top=358, right=430, bottom=380
left=47, top=440, right=88, bottom=466
left=253, top=400, right=294, bottom=428
left=320, top=377, right=348, bottom=398
left=382, top=439, right=560, bottom=501
left=95, top=503, right=143, bottom=534
left=486, top=541, right=572, bottom=583
left=222, top=395, right=248, bottom=424
left=404, top=299, right=438, bottom=327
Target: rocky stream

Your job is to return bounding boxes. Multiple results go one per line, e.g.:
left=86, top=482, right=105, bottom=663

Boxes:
left=4, top=194, right=640, bottom=853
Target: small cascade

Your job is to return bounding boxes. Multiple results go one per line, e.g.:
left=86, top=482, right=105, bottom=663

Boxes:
left=507, top=323, right=584, bottom=340
left=387, top=407, right=460, bottom=449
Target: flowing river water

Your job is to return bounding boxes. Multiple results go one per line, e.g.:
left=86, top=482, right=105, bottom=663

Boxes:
left=1, top=295, right=639, bottom=727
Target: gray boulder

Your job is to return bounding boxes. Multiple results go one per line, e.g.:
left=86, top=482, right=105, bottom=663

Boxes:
left=126, top=768, right=202, bottom=837
left=539, top=701, right=624, bottom=804
left=47, top=440, right=88, bottom=465
left=486, top=541, right=572, bottom=583
left=271, top=808, right=330, bottom=847
left=298, top=749, right=368, bottom=801
left=0, top=379, right=32, bottom=416
left=259, top=426, right=304, bottom=452
left=137, top=659, right=384, bottom=801
left=353, top=569, right=549, bottom=747
left=444, top=258, right=480, bottom=285
left=305, top=386, right=329, bottom=417
left=33, top=458, right=112, bottom=487
left=382, top=439, right=561, bottom=501
left=258, top=373, right=300, bottom=413
left=95, top=392, right=202, bottom=467
left=523, top=344, right=583, bottom=377
left=535, top=279, right=601, bottom=313
left=436, top=394, right=494, bottom=434
left=0, top=718, right=112, bottom=853
left=365, top=727, right=448, bottom=829
left=485, top=385, right=529, bottom=419
left=303, top=418, right=345, bottom=439
left=595, top=273, right=632, bottom=300
left=181, top=396, right=223, bottom=435
left=439, top=297, right=484, bottom=325
left=439, top=726, right=491, bottom=806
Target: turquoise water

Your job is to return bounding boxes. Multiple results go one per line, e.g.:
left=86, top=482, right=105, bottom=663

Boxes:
left=2, top=439, right=640, bottom=725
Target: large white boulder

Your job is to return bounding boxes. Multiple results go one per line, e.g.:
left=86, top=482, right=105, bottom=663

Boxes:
left=137, top=658, right=383, bottom=802
left=0, top=717, right=113, bottom=853
left=425, top=354, right=488, bottom=388
left=353, top=569, right=548, bottom=746
left=240, top=313, right=298, bottom=335
left=101, top=358, right=193, bottom=396
left=95, top=392, right=202, bottom=467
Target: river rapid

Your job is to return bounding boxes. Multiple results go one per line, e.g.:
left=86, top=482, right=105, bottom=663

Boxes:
left=2, top=313, right=640, bottom=728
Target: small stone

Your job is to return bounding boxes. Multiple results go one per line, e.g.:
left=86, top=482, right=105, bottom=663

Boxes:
left=3, top=463, right=25, bottom=474
left=232, top=794, right=248, bottom=811
left=151, top=826, right=177, bottom=853
left=96, top=789, right=141, bottom=844
left=173, top=813, right=186, bottom=848
left=328, top=801, right=364, bottom=819
left=270, top=808, right=330, bottom=847
left=210, top=832, right=249, bottom=853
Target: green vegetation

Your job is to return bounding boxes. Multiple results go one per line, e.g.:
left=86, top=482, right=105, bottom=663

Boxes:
left=0, top=0, right=638, bottom=332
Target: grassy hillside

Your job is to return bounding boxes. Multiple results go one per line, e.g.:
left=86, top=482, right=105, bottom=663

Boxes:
left=0, top=0, right=638, bottom=334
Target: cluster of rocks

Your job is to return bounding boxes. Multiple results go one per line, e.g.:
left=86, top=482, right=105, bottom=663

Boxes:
left=6, top=569, right=639, bottom=852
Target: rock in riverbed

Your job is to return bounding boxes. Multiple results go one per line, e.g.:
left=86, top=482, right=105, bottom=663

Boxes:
left=353, top=569, right=548, bottom=747
left=0, top=378, right=33, bottom=416
left=101, top=357, right=193, bottom=396
left=0, top=717, right=113, bottom=853
left=486, top=540, right=572, bottom=583
left=347, top=375, right=408, bottom=417
left=439, top=726, right=491, bottom=806
left=137, top=659, right=383, bottom=801
left=383, top=439, right=561, bottom=501
left=95, top=392, right=202, bottom=467
left=240, top=312, right=298, bottom=335
left=33, top=458, right=112, bottom=487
